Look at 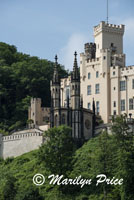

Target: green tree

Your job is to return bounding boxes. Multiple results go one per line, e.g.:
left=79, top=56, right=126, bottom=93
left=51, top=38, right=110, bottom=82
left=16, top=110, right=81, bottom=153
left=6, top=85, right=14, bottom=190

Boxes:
left=38, top=125, right=76, bottom=175
left=111, top=115, right=134, bottom=200
left=0, top=174, right=16, bottom=200
left=15, top=186, right=43, bottom=200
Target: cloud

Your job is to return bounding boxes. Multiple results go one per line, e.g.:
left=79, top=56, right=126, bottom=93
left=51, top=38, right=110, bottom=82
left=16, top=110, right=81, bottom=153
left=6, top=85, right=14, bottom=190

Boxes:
left=58, top=32, right=90, bottom=70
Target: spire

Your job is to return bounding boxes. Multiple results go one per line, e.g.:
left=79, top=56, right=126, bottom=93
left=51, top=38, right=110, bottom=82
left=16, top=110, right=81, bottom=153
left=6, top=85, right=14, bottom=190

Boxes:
left=55, top=55, right=58, bottom=67
left=73, top=51, right=78, bottom=69
left=52, top=54, right=60, bottom=84
left=71, top=51, right=80, bottom=82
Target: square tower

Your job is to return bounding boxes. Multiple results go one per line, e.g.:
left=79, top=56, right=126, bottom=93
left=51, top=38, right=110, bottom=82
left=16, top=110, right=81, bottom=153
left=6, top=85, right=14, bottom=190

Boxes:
left=94, top=21, right=125, bottom=57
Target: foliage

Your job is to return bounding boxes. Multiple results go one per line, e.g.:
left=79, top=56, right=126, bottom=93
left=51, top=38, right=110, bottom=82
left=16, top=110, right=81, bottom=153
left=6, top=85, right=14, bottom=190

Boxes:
left=38, top=125, right=76, bottom=175
left=0, top=42, right=68, bottom=133
left=0, top=107, right=134, bottom=199
left=111, top=115, right=134, bottom=200
left=0, top=128, right=9, bottom=136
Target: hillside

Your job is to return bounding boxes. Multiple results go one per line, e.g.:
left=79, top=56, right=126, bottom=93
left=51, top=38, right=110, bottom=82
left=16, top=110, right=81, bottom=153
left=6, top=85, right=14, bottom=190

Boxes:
left=0, top=120, right=134, bottom=200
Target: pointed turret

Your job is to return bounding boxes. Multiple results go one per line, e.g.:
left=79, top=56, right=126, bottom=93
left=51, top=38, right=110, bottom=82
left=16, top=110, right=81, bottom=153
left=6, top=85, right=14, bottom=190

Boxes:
left=70, top=51, right=80, bottom=109
left=52, top=55, right=60, bottom=85
left=71, top=51, right=80, bottom=82
left=50, top=55, right=61, bottom=109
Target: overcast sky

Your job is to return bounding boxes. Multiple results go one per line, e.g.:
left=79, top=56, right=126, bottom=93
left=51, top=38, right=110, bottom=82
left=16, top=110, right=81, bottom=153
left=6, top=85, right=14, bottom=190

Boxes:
left=0, top=0, right=134, bottom=70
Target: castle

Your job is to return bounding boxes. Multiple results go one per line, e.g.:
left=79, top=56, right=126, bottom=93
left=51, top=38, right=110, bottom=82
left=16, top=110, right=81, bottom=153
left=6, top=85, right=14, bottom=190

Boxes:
left=1, top=21, right=134, bottom=159
left=80, top=21, right=134, bottom=123
left=29, top=52, right=96, bottom=141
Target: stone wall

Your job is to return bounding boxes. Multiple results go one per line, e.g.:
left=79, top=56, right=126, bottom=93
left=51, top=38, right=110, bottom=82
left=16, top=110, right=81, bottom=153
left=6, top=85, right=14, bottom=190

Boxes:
left=1, top=131, right=44, bottom=159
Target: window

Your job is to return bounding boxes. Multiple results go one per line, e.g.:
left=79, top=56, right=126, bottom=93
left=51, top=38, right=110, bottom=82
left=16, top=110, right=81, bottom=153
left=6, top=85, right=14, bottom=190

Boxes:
left=113, top=71, right=115, bottom=75
left=87, top=85, right=91, bottom=95
left=96, top=101, right=99, bottom=114
left=66, top=86, right=70, bottom=99
left=113, top=101, right=116, bottom=107
left=114, top=87, right=116, bottom=90
left=87, top=103, right=90, bottom=110
left=121, top=99, right=125, bottom=111
left=88, top=72, right=91, bottom=79
left=129, top=99, right=134, bottom=110
left=95, top=84, right=100, bottom=94
left=120, top=81, right=126, bottom=91
left=113, top=110, right=116, bottom=115
left=132, top=79, right=134, bottom=89
left=103, top=56, right=106, bottom=60
left=96, top=71, right=99, bottom=78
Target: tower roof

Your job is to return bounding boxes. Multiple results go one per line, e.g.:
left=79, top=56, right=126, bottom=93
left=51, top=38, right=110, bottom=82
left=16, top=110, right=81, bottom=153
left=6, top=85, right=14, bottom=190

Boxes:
left=52, top=55, right=60, bottom=85
left=71, top=51, right=80, bottom=82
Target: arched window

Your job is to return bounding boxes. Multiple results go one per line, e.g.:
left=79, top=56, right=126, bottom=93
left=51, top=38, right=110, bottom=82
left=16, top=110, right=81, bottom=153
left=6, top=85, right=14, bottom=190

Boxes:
left=61, top=114, right=66, bottom=124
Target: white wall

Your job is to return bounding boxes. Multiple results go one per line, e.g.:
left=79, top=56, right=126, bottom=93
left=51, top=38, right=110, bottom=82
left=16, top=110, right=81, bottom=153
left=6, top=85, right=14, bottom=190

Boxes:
left=1, top=132, right=43, bottom=159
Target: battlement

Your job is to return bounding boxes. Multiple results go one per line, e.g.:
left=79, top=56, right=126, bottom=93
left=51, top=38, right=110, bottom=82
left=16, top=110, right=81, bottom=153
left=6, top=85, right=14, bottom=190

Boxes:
left=111, top=66, right=134, bottom=71
left=113, top=54, right=125, bottom=58
left=100, top=49, right=111, bottom=53
left=41, top=107, right=50, bottom=112
left=2, top=132, right=43, bottom=142
left=85, top=42, right=96, bottom=48
left=31, top=97, right=41, bottom=104
left=94, top=21, right=125, bottom=36
left=86, top=57, right=100, bottom=64
left=121, top=66, right=134, bottom=72
left=110, top=65, right=134, bottom=77
left=111, top=65, right=134, bottom=70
